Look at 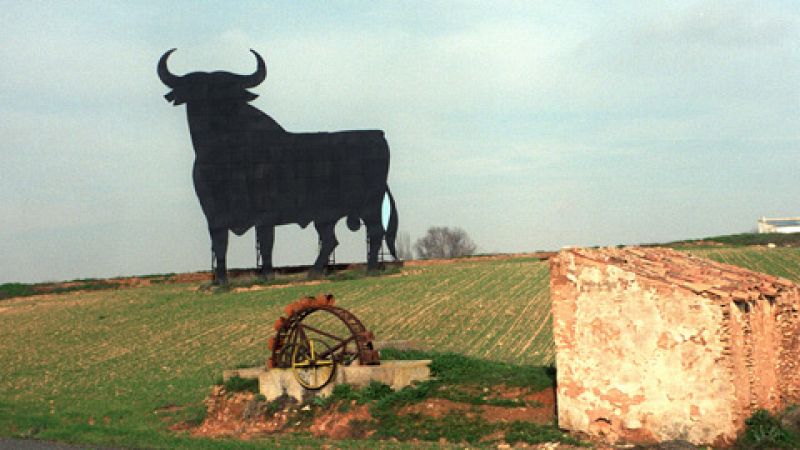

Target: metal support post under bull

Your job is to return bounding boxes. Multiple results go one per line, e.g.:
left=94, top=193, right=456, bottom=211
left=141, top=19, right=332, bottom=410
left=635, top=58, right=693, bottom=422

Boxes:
left=255, top=240, right=263, bottom=271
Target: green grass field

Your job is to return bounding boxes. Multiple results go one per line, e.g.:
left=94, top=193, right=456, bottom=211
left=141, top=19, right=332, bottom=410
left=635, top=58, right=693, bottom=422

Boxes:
left=693, top=247, right=800, bottom=282
left=0, top=257, right=553, bottom=448
left=1, top=246, right=799, bottom=448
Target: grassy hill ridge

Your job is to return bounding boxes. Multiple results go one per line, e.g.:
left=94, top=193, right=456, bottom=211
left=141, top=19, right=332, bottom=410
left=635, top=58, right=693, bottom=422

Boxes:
left=665, top=231, right=800, bottom=248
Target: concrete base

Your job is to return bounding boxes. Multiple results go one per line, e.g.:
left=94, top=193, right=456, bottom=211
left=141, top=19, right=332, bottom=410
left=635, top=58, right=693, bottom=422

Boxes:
left=223, top=360, right=432, bottom=403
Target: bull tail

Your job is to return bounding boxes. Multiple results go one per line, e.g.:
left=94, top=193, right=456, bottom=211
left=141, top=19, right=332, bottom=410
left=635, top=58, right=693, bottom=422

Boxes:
left=385, top=187, right=398, bottom=259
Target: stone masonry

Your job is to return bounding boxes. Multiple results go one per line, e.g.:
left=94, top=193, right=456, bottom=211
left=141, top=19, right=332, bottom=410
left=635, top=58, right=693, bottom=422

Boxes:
left=549, top=247, right=800, bottom=446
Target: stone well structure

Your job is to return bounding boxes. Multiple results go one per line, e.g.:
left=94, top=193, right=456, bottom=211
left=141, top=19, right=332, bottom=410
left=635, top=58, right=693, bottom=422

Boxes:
left=549, top=247, right=800, bottom=446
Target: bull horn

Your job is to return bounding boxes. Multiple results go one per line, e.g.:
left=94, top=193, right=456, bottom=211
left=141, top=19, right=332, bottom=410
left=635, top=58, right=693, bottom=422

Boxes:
left=238, top=49, right=266, bottom=88
left=157, top=48, right=180, bottom=87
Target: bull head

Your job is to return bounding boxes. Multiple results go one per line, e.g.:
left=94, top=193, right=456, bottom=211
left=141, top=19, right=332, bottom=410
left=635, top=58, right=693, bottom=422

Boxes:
left=157, top=48, right=267, bottom=105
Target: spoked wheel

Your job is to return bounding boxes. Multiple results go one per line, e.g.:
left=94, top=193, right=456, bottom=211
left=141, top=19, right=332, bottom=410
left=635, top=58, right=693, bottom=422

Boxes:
left=291, top=338, right=336, bottom=389
left=268, top=294, right=380, bottom=390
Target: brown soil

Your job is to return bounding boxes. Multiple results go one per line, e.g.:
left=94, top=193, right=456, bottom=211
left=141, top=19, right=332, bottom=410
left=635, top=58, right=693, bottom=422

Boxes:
left=189, top=387, right=294, bottom=439
left=171, top=272, right=213, bottom=283
left=188, top=389, right=378, bottom=441
left=184, top=384, right=559, bottom=442
left=398, top=386, right=556, bottom=425
left=231, top=279, right=329, bottom=293
left=399, top=398, right=474, bottom=419
left=310, top=401, right=375, bottom=439
left=384, top=269, right=425, bottom=277
left=31, top=276, right=167, bottom=293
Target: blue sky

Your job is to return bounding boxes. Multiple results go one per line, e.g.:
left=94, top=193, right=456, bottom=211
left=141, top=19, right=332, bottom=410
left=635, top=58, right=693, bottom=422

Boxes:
left=1, top=1, right=798, bottom=283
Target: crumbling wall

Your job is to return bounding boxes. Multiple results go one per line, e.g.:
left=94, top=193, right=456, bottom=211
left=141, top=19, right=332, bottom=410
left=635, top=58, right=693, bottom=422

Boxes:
left=719, top=279, right=800, bottom=423
left=778, top=292, right=800, bottom=405
left=732, top=299, right=781, bottom=410
left=550, top=247, right=800, bottom=446
left=551, top=251, right=736, bottom=444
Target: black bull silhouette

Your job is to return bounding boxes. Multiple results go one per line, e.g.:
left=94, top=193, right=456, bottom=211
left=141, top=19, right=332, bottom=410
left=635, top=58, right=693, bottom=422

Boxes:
left=158, top=49, right=398, bottom=284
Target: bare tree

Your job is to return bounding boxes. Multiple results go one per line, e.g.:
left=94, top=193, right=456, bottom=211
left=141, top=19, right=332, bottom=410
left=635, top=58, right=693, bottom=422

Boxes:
left=414, top=226, right=477, bottom=259
left=395, top=231, right=414, bottom=260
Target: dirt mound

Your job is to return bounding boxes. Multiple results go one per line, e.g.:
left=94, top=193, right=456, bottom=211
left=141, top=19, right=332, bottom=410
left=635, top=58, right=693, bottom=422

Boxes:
left=188, top=387, right=378, bottom=441
left=190, top=386, right=295, bottom=439
left=185, top=384, right=561, bottom=443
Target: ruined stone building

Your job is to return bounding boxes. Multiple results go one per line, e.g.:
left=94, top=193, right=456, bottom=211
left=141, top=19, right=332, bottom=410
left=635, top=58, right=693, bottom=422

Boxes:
left=549, top=247, right=800, bottom=446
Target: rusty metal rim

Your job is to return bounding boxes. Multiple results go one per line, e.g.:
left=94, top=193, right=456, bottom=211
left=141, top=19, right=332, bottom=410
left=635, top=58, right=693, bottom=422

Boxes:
left=268, top=297, right=379, bottom=372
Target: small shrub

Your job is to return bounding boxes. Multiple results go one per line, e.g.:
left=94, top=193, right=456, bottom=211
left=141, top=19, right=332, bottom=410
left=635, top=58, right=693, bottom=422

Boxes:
left=0, top=283, right=36, bottom=300
left=328, top=383, right=357, bottom=401
left=317, top=381, right=395, bottom=410
left=264, top=400, right=281, bottom=416
left=337, top=401, right=351, bottom=413
left=359, top=380, right=394, bottom=402
left=371, top=381, right=435, bottom=415
left=313, top=383, right=356, bottom=410
left=738, top=409, right=799, bottom=449
left=222, top=376, right=259, bottom=394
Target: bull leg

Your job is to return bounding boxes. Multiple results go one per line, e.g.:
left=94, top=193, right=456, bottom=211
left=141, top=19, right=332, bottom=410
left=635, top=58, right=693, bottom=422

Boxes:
left=209, top=227, right=229, bottom=285
left=256, top=224, right=275, bottom=280
left=364, top=209, right=385, bottom=273
left=310, top=220, right=338, bottom=278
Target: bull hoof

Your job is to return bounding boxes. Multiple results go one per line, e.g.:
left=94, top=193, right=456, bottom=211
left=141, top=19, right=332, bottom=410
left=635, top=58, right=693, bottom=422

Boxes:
left=212, top=276, right=228, bottom=286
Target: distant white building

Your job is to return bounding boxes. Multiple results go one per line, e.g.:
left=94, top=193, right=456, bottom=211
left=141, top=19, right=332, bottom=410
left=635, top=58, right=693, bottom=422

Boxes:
left=757, top=217, right=800, bottom=234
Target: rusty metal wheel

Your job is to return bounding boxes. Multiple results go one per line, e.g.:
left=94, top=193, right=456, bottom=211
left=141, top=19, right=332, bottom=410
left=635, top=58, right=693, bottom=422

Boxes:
left=268, top=294, right=380, bottom=390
